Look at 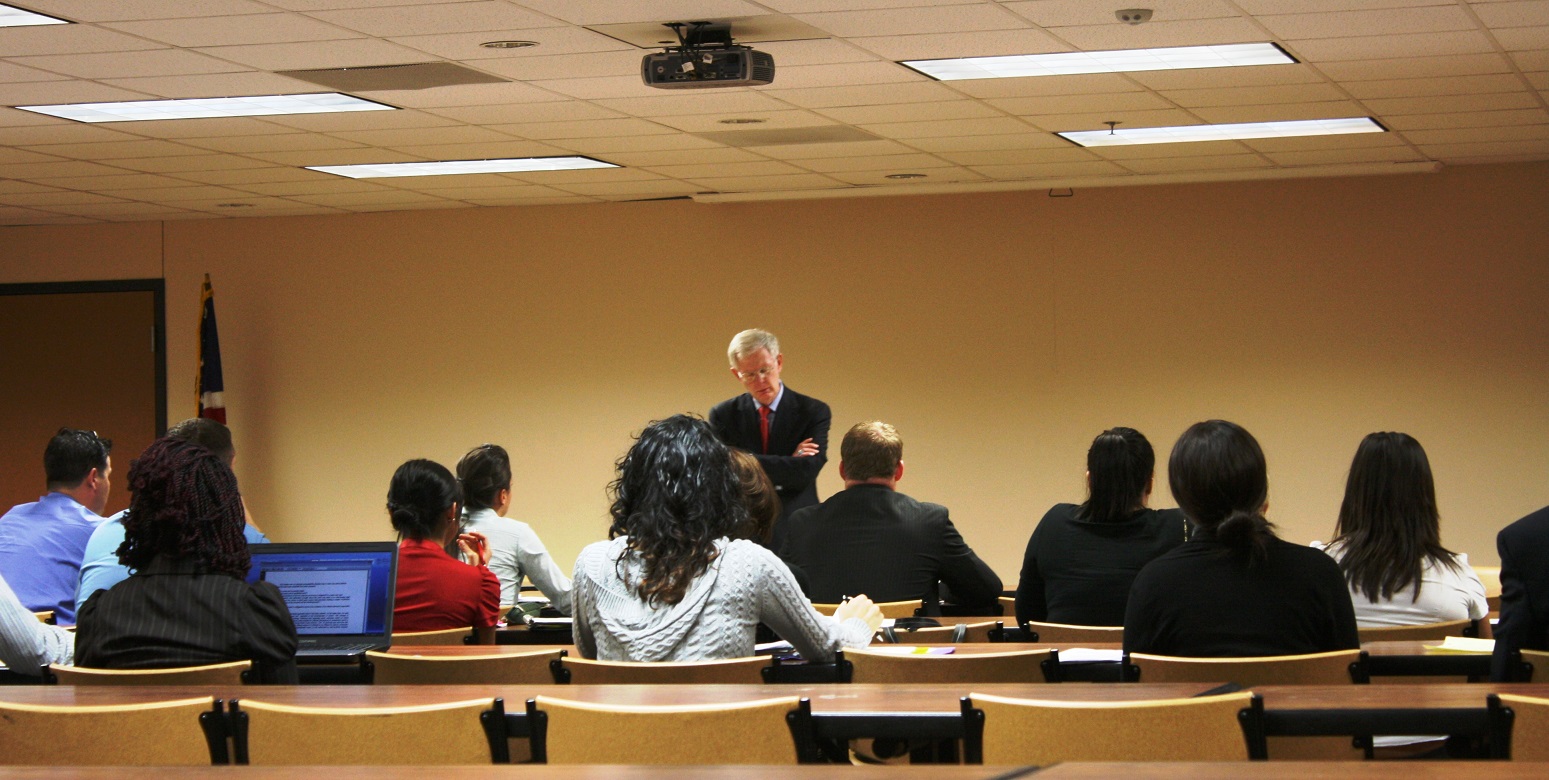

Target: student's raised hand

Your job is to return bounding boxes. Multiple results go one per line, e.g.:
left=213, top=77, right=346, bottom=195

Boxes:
left=457, top=531, right=492, bottom=567
left=833, top=594, right=884, bottom=633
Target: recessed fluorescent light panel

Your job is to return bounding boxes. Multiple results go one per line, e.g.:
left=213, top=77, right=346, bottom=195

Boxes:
left=1059, top=117, right=1386, bottom=147
left=307, top=156, right=619, bottom=178
left=15, top=93, right=394, bottom=123
left=903, top=42, right=1295, bottom=80
left=0, top=3, right=68, bottom=26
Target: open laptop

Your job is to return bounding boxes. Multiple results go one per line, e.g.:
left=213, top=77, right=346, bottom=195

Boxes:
left=245, top=541, right=398, bottom=660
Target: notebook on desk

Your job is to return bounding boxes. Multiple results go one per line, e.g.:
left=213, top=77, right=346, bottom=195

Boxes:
left=245, top=541, right=398, bottom=661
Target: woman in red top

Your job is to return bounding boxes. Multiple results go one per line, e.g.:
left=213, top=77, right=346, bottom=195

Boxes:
left=387, top=459, right=500, bottom=643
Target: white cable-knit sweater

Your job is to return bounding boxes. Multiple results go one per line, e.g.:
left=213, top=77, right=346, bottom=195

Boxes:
left=572, top=536, right=874, bottom=662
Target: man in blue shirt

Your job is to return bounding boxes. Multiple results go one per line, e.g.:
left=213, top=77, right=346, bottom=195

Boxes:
left=0, top=428, right=113, bottom=625
left=77, top=417, right=269, bottom=610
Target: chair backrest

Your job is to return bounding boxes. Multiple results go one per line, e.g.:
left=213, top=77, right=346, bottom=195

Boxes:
left=812, top=600, right=921, bottom=619
left=1357, top=619, right=1474, bottom=643
left=882, top=620, right=1002, bottom=644
left=1474, top=565, right=1502, bottom=613
left=367, top=649, right=562, bottom=685
left=1518, top=648, right=1549, bottom=682
left=1023, top=620, right=1125, bottom=644
left=230, top=698, right=495, bottom=765
left=33, top=610, right=54, bottom=624
left=552, top=655, right=771, bottom=684
left=965, top=690, right=1258, bottom=763
left=0, top=697, right=226, bottom=766
left=528, top=695, right=814, bottom=764
left=1494, top=692, right=1549, bottom=761
left=1125, top=649, right=1363, bottom=686
left=390, top=627, right=473, bottom=646
left=47, top=661, right=252, bottom=686
left=998, top=595, right=1015, bottom=615
left=846, top=647, right=1052, bottom=684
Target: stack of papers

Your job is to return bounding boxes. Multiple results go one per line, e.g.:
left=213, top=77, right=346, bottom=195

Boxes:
left=1423, top=636, right=1495, bottom=654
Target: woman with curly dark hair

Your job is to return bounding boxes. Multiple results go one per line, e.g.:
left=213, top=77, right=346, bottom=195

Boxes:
left=572, top=415, right=881, bottom=661
left=75, top=436, right=298, bottom=683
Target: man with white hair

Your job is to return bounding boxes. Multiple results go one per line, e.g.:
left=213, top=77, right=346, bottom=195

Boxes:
left=710, top=329, right=831, bottom=549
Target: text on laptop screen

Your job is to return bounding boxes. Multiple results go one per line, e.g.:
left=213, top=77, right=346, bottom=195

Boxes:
left=246, top=548, right=395, bottom=636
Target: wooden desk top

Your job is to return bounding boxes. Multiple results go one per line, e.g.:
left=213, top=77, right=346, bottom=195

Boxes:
left=0, top=682, right=1222, bottom=710
left=1252, top=683, right=1545, bottom=709
left=0, top=767, right=1029, bottom=779
left=1038, top=762, right=1549, bottom=779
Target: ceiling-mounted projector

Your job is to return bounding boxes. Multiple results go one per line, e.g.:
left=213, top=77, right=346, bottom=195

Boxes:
left=642, top=22, right=774, bottom=89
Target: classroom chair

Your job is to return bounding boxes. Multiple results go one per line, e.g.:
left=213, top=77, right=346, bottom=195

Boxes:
left=366, top=648, right=563, bottom=685
left=812, top=600, right=922, bottom=619
left=846, top=647, right=1053, bottom=684
left=1123, top=649, right=1366, bottom=686
left=1021, top=620, right=1125, bottom=644
left=1474, top=566, right=1502, bottom=614
left=1357, top=619, right=1475, bottom=643
left=1490, top=692, right=1549, bottom=760
left=228, top=697, right=497, bottom=765
left=962, top=690, right=1263, bottom=763
left=523, top=695, right=820, bottom=764
left=46, top=660, right=252, bottom=686
left=32, top=610, right=53, bottom=624
left=550, top=655, right=771, bottom=684
left=388, top=627, right=473, bottom=646
left=0, top=697, right=229, bottom=765
left=1515, top=648, right=1549, bottom=682
left=878, top=620, right=1003, bottom=644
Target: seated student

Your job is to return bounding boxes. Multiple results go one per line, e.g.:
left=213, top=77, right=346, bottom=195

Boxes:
left=389, top=459, right=501, bottom=644
left=455, top=444, right=572, bottom=614
left=77, top=417, right=270, bottom=610
left=572, top=415, right=882, bottom=662
left=1319, top=433, right=1488, bottom=630
left=75, top=437, right=298, bottom=683
left=0, top=570, right=73, bottom=674
left=1123, top=420, right=1359, bottom=657
left=1016, top=427, right=1187, bottom=627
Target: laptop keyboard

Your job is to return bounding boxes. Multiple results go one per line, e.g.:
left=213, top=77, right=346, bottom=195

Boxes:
left=295, top=642, right=380, bottom=657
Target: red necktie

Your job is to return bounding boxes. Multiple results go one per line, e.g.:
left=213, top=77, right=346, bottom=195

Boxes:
left=759, top=405, right=770, bottom=454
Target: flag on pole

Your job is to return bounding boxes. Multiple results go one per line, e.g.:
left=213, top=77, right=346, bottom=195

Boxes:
left=196, top=274, right=226, bottom=424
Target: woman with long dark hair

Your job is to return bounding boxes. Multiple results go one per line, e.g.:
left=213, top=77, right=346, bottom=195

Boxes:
left=572, top=415, right=881, bottom=661
left=456, top=444, right=573, bottom=614
left=75, top=437, right=298, bottom=682
left=389, top=459, right=501, bottom=643
left=1322, top=433, right=1488, bottom=630
left=1015, top=427, right=1186, bottom=627
left=1123, top=420, right=1358, bottom=656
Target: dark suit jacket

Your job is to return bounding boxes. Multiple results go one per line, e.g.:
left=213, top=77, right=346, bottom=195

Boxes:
left=710, top=385, right=830, bottom=546
left=778, top=484, right=1002, bottom=614
left=1493, top=505, right=1549, bottom=680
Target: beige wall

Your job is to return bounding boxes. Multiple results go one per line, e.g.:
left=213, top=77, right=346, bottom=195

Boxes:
left=3, top=162, right=1546, bottom=583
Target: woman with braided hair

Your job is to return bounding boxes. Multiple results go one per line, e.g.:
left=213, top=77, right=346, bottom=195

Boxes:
left=75, top=436, right=298, bottom=683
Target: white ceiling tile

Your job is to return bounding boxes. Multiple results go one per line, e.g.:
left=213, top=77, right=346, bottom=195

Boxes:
left=1527, top=71, right=1549, bottom=90
left=1311, top=53, right=1514, bottom=81
left=377, top=140, right=576, bottom=159
left=248, top=147, right=421, bottom=167
left=557, top=134, right=725, bottom=154
left=1401, top=123, right=1549, bottom=145
left=988, top=91, right=1176, bottom=115
left=179, top=133, right=364, bottom=154
left=121, top=117, right=325, bottom=139
left=792, top=152, right=953, bottom=172
left=1004, top=0, right=1242, bottom=27
left=492, top=117, right=677, bottom=140
left=356, top=81, right=565, bottom=109
left=1475, top=2, right=1549, bottom=28
left=600, top=147, right=768, bottom=167
left=422, top=101, right=626, bottom=124
left=1258, top=6, right=1475, bottom=40
left=389, top=26, right=633, bottom=61
left=509, top=0, right=770, bottom=26
left=102, top=13, right=361, bottom=47
left=0, top=147, right=63, bottom=164
left=171, top=166, right=323, bottom=185
left=27, top=172, right=195, bottom=190
left=821, top=167, right=987, bottom=184
left=0, top=160, right=137, bottom=178
left=461, top=194, right=595, bottom=205
left=502, top=166, right=667, bottom=184
left=0, top=123, right=143, bottom=144
left=966, top=159, right=1130, bottom=179
left=850, top=29, right=1069, bottom=61
left=291, top=189, right=457, bottom=207
left=1188, top=100, right=1372, bottom=123
left=308, top=2, right=562, bottom=37
left=0, top=25, right=170, bottom=56
left=1511, top=50, right=1549, bottom=70
left=1160, top=82, right=1349, bottom=107
left=97, top=71, right=323, bottom=99
left=230, top=178, right=385, bottom=196
left=0, top=80, right=154, bottom=105
left=1362, top=91, right=1542, bottom=115
left=1019, top=108, right=1212, bottom=132
left=761, top=81, right=964, bottom=108
left=20, top=139, right=209, bottom=159
left=0, top=190, right=128, bottom=206
left=1343, top=73, right=1528, bottom=99
left=1045, top=18, right=1268, bottom=50
left=45, top=201, right=197, bottom=217
left=749, top=39, right=882, bottom=67
left=1287, top=30, right=1496, bottom=62
left=683, top=172, right=845, bottom=191
left=903, top=132, right=1070, bottom=152
left=592, top=91, right=795, bottom=118
left=105, top=184, right=257, bottom=201
left=1117, top=154, right=1272, bottom=174
left=1240, top=132, right=1410, bottom=152
left=859, top=115, right=1035, bottom=138
left=0, top=60, right=73, bottom=84
left=14, top=49, right=245, bottom=79
left=105, top=154, right=276, bottom=173
left=325, top=125, right=517, bottom=146
left=762, top=0, right=984, bottom=12
left=0, top=179, right=61, bottom=194
left=1234, top=0, right=1455, bottom=12
left=550, top=179, right=703, bottom=197
left=1414, top=138, right=1549, bottom=158
left=763, top=61, right=923, bottom=89
left=191, top=38, right=432, bottom=70
left=943, top=73, right=1145, bottom=99
left=1126, top=64, right=1325, bottom=91
left=813, top=100, right=1002, bottom=124
left=741, top=138, right=919, bottom=158
left=1382, top=108, right=1549, bottom=130
left=792, top=5, right=1030, bottom=38
left=638, top=159, right=808, bottom=178
left=20, top=1, right=274, bottom=22
left=525, top=75, right=660, bottom=100
left=473, top=50, right=645, bottom=80
left=934, top=146, right=1099, bottom=166
left=1492, top=26, right=1549, bottom=51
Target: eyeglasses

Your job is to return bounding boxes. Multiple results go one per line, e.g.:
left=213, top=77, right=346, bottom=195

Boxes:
left=735, top=366, right=777, bottom=382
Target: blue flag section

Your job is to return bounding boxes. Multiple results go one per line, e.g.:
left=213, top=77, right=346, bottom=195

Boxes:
left=197, top=274, right=226, bottom=424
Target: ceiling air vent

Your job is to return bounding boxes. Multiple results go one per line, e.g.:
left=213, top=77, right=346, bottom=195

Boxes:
left=277, top=62, right=506, bottom=92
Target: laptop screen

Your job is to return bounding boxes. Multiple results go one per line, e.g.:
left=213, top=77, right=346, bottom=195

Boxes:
left=245, top=542, right=398, bottom=638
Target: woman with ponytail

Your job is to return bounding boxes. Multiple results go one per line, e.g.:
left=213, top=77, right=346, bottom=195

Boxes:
left=456, top=444, right=573, bottom=614
left=75, top=436, right=299, bottom=682
left=1015, top=427, right=1186, bottom=627
left=1123, top=420, right=1358, bottom=656
left=388, top=459, right=500, bottom=643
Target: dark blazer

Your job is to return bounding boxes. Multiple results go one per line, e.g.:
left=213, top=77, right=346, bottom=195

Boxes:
left=710, top=385, right=830, bottom=545
left=1493, top=505, right=1549, bottom=680
left=778, top=483, right=1002, bottom=614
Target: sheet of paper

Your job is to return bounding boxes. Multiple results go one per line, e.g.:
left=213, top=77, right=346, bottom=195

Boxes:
left=1423, top=636, right=1495, bottom=654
